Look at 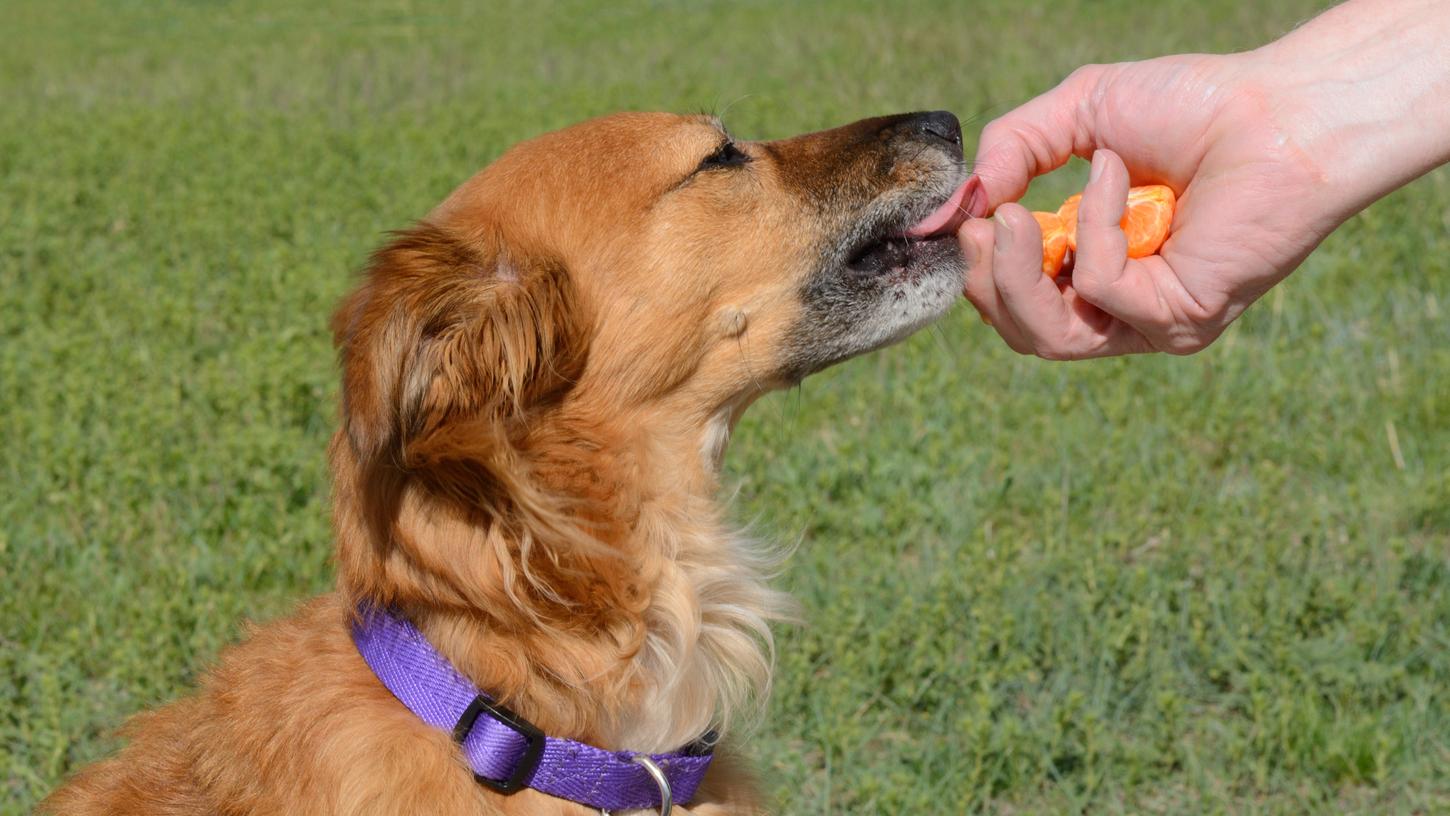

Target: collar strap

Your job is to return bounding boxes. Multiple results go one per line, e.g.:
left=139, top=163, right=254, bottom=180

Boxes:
left=350, top=604, right=715, bottom=811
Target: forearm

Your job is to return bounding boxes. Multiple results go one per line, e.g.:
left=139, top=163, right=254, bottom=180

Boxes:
left=1251, top=0, right=1450, bottom=215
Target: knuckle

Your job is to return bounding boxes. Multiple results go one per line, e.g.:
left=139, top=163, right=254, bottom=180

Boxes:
left=1163, top=295, right=1233, bottom=354
left=1062, top=64, right=1112, bottom=99
left=1063, top=64, right=1101, bottom=86
left=1186, top=292, right=1231, bottom=325
left=1071, top=249, right=1131, bottom=297
left=1070, top=266, right=1111, bottom=300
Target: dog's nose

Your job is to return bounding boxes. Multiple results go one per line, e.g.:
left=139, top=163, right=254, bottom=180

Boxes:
left=908, top=110, right=963, bottom=149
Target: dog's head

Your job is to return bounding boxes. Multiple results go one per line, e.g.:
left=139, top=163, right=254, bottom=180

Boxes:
left=334, top=110, right=973, bottom=468
left=328, top=109, right=977, bottom=742
left=330, top=110, right=977, bottom=625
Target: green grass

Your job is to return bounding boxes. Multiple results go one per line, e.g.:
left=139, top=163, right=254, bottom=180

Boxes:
left=3, top=1, right=1447, bottom=813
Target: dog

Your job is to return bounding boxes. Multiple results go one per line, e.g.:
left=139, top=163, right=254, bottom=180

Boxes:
left=41, top=110, right=980, bottom=815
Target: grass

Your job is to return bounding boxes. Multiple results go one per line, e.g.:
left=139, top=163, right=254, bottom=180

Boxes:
left=3, top=1, right=1447, bottom=813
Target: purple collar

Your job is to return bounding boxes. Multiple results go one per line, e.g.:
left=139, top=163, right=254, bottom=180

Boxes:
left=350, top=604, right=715, bottom=812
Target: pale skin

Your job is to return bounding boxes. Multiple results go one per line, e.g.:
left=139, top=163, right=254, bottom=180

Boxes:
left=959, top=0, right=1450, bottom=359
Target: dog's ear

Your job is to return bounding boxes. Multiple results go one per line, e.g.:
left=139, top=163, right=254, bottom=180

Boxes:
left=332, top=222, right=586, bottom=464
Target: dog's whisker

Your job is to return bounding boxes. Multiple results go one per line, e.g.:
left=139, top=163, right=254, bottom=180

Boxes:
left=714, top=93, right=756, bottom=125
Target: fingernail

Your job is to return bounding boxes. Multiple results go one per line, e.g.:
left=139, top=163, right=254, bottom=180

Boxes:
left=1089, top=150, right=1106, bottom=183
left=994, top=213, right=1013, bottom=241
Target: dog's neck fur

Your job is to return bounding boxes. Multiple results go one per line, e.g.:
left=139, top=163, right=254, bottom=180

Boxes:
left=333, top=394, right=792, bottom=753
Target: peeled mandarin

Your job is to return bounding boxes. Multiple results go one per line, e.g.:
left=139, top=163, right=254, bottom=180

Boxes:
left=1032, top=211, right=1070, bottom=277
left=1055, top=184, right=1176, bottom=258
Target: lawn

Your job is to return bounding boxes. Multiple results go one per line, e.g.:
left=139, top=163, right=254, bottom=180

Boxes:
left=3, top=1, right=1447, bottom=813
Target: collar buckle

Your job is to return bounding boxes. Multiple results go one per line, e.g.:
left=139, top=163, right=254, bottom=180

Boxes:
left=452, top=695, right=544, bottom=794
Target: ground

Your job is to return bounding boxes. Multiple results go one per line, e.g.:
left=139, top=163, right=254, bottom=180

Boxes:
left=3, top=1, right=1447, bottom=813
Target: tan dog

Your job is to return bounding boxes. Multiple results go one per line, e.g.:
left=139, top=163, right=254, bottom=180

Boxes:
left=41, top=110, right=974, bottom=815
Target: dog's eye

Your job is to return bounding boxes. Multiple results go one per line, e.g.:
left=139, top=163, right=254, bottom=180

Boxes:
left=695, top=141, right=751, bottom=172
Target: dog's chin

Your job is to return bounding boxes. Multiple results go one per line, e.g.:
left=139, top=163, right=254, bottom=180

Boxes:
left=781, top=187, right=969, bottom=381
left=836, top=234, right=964, bottom=346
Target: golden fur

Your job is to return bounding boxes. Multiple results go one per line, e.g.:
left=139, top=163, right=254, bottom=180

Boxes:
left=41, top=111, right=969, bottom=815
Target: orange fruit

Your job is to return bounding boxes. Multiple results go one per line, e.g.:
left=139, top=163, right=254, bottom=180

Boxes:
left=1055, top=184, right=1175, bottom=258
left=1032, top=211, right=1070, bottom=277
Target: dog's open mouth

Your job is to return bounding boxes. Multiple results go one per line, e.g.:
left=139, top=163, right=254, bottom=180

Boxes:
left=844, top=177, right=983, bottom=276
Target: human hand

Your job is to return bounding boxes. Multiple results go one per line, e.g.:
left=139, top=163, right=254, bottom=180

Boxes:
left=959, top=54, right=1340, bottom=358
left=961, top=0, right=1450, bottom=362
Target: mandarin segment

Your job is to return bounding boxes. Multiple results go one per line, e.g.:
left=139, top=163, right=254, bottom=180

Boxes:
left=1032, top=211, right=1070, bottom=277
left=1122, top=185, right=1175, bottom=258
left=1056, top=193, right=1082, bottom=242
left=1054, top=184, right=1176, bottom=258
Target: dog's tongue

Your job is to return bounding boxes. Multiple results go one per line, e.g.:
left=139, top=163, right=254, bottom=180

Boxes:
left=905, top=176, right=986, bottom=238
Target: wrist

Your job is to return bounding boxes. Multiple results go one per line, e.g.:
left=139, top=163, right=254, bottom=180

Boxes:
left=1248, top=0, right=1450, bottom=218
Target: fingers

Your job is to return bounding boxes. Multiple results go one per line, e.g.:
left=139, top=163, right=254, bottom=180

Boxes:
left=957, top=204, right=1154, bottom=360
left=1073, top=149, right=1132, bottom=284
left=1071, top=150, right=1200, bottom=352
left=970, top=66, right=1102, bottom=210
left=990, top=205, right=1151, bottom=359
left=990, top=205, right=1078, bottom=351
left=959, top=218, right=1034, bottom=353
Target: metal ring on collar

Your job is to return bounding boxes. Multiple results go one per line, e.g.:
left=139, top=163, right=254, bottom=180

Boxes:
left=632, top=754, right=673, bottom=816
